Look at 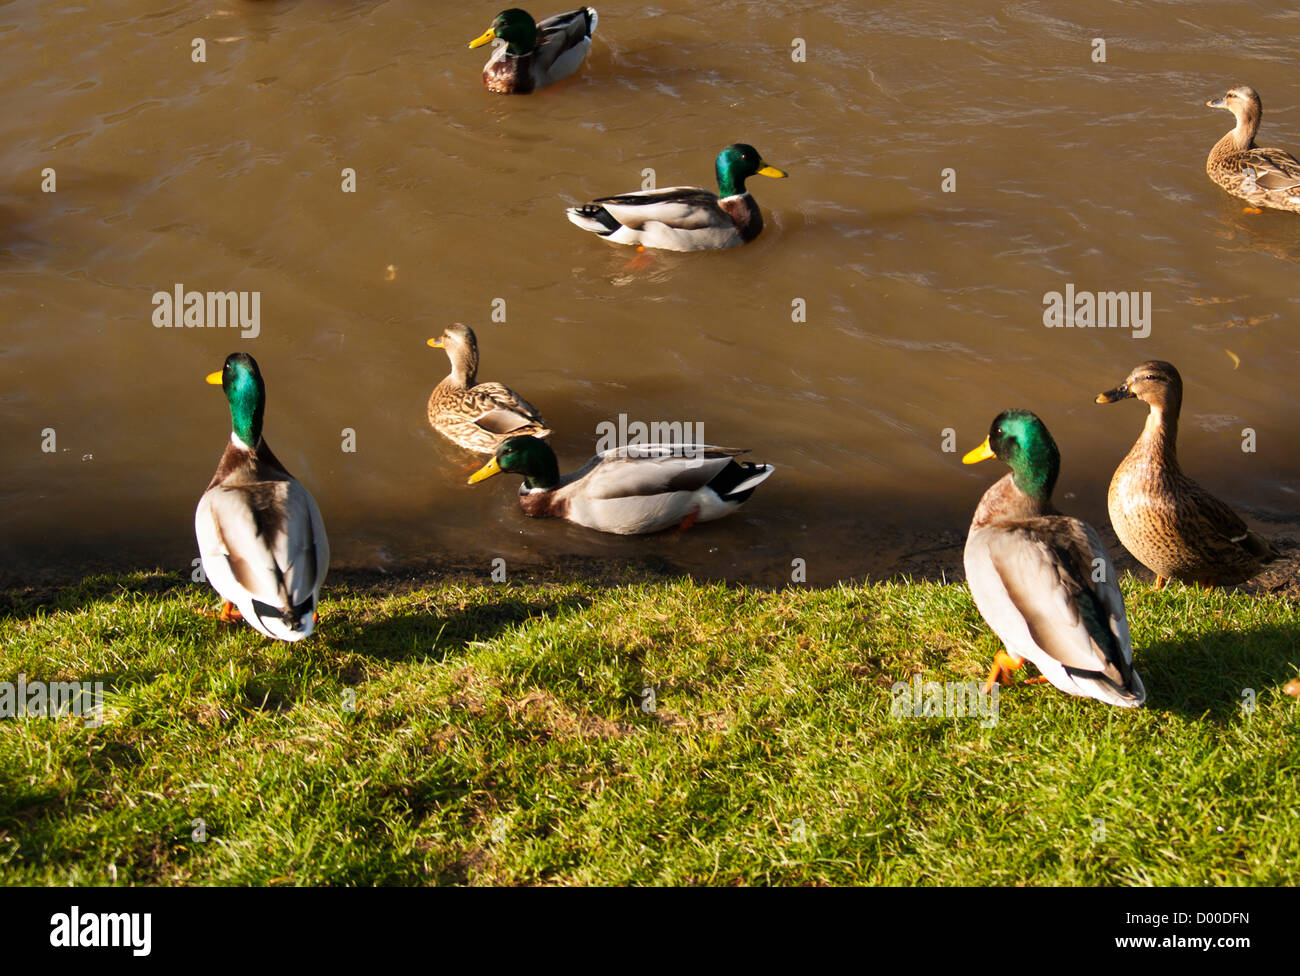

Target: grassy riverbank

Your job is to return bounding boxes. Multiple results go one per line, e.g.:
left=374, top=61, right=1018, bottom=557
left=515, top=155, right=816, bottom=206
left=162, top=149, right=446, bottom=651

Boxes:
left=1, top=568, right=1297, bottom=885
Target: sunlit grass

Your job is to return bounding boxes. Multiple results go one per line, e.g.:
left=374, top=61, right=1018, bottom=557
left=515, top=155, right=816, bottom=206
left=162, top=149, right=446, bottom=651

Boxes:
left=1, top=570, right=1297, bottom=885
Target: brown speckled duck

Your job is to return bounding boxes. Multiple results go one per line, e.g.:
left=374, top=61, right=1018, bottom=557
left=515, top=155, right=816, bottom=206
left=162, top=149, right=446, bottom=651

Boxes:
left=1095, top=360, right=1279, bottom=587
left=1205, top=86, right=1300, bottom=212
left=426, top=323, right=549, bottom=455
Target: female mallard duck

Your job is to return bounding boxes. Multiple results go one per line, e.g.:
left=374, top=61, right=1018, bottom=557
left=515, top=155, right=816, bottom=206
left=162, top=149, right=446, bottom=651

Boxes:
left=195, top=353, right=329, bottom=642
left=1205, top=86, right=1300, bottom=212
left=427, top=322, right=549, bottom=454
left=963, top=410, right=1145, bottom=707
left=566, top=144, right=788, bottom=251
left=1096, top=360, right=1279, bottom=587
left=468, top=7, right=597, bottom=94
left=468, top=435, right=774, bottom=535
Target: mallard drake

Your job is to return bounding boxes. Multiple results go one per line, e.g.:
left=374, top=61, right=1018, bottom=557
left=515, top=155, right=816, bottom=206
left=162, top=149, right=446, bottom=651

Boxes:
left=963, top=410, right=1145, bottom=707
left=195, top=353, right=329, bottom=642
left=566, top=144, right=788, bottom=251
left=1205, top=86, right=1300, bottom=212
left=426, top=322, right=549, bottom=455
left=468, top=435, right=774, bottom=535
left=1096, top=360, right=1279, bottom=587
left=468, top=7, right=597, bottom=94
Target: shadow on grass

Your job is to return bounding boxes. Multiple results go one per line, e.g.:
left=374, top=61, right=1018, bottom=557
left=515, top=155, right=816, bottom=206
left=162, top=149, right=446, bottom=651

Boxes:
left=326, top=593, right=596, bottom=666
left=0, top=570, right=189, bottom=620
left=1138, top=623, right=1300, bottom=722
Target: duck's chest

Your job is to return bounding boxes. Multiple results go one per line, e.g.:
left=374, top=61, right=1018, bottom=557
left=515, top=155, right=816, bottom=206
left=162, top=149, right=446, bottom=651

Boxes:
left=519, top=487, right=562, bottom=520
left=1108, top=448, right=1178, bottom=524
left=484, top=52, right=534, bottom=94
left=718, top=194, right=763, bottom=242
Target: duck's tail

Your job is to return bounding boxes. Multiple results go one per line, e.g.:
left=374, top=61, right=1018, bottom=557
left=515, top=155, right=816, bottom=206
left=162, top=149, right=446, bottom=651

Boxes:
left=1065, top=664, right=1147, bottom=708
left=567, top=204, right=620, bottom=235
left=709, top=461, right=775, bottom=503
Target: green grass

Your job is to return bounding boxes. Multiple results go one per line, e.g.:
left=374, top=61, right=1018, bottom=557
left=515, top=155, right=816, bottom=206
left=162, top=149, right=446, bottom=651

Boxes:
left=1, top=569, right=1297, bottom=885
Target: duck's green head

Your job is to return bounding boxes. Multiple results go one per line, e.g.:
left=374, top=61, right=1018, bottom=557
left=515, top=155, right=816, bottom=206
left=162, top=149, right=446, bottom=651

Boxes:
left=468, top=9, right=538, bottom=56
left=468, top=435, right=559, bottom=490
left=715, top=144, right=788, bottom=197
left=963, top=409, right=1060, bottom=502
left=207, top=352, right=265, bottom=449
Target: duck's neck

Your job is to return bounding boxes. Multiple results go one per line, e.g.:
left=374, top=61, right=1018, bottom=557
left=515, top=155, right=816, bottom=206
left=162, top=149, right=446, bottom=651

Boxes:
left=521, top=461, right=560, bottom=491
left=716, top=165, right=750, bottom=199
left=1226, top=109, right=1259, bottom=152
left=446, top=346, right=479, bottom=387
left=1136, top=401, right=1179, bottom=466
left=227, top=387, right=263, bottom=449
left=971, top=473, right=1055, bottom=528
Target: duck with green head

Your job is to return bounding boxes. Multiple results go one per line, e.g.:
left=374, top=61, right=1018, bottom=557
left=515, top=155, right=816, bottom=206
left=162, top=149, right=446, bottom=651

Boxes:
left=1096, top=360, right=1279, bottom=587
left=468, top=7, right=597, bottom=94
left=566, top=144, right=789, bottom=251
left=1205, top=86, right=1300, bottom=213
left=195, top=352, right=329, bottom=642
left=962, top=409, right=1145, bottom=707
left=468, top=435, right=775, bottom=534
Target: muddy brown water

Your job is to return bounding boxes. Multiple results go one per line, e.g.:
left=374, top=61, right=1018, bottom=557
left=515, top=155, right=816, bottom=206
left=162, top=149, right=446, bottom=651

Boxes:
left=2, top=1, right=1297, bottom=588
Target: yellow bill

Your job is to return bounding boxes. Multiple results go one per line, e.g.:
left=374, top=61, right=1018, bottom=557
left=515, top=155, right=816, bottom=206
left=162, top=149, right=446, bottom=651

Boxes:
left=962, top=437, right=995, bottom=464
left=205, top=370, right=223, bottom=385
left=757, top=164, right=787, bottom=179
left=468, top=456, right=502, bottom=484
left=427, top=337, right=445, bottom=348
left=468, top=28, right=496, bottom=49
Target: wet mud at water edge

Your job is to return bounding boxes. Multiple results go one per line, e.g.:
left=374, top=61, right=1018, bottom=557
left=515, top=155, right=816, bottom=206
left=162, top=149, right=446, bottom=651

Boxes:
left=1, top=1, right=1298, bottom=589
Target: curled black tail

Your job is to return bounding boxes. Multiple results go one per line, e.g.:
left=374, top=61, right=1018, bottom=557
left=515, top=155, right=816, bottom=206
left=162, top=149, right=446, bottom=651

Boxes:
left=708, top=461, right=775, bottom=503
left=566, top=204, right=621, bottom=235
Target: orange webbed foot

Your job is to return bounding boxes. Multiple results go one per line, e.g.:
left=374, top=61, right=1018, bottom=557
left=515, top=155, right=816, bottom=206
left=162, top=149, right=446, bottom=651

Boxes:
left=983, top=650, right=1024, bottom=694
left=218, top=601, right=243, bottom=623
left=1242, top=206, right=1264, bottom=214
left=621, top=245, right=655, bottom=272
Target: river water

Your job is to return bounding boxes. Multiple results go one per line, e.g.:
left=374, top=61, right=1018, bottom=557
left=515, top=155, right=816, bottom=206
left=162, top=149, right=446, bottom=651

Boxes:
left=2, top=0, right=1296, bottom=586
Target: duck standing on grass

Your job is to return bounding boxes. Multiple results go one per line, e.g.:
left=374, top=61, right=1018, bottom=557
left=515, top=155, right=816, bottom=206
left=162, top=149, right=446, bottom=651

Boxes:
left=1205, top=86, right=1300, bottom=213
left=566, top=144, right=788, bottom=251
left=426, top=323, right=550, bottom=455
left=962, top=410, right=1146, bottom=707
left=468, top=435, right=774, bottom=535
left=468, top=8, right=597, bottom=94
left=1096, top=360, right=1279, bottom=588
left=195, top=353, right=329, bottom=642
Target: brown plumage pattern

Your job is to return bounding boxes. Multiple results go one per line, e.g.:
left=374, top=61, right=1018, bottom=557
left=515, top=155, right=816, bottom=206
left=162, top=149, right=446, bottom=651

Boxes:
left=1096, top=360, right=1279, bottom=586
left=426, top=322, right=549, bottom=455
left=1205, top=86, right=1300, bottom=212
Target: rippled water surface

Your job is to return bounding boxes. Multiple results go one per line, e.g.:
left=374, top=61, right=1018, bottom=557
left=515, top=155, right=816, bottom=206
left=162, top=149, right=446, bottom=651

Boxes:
left=2, top=0, right=1297, bottom=584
